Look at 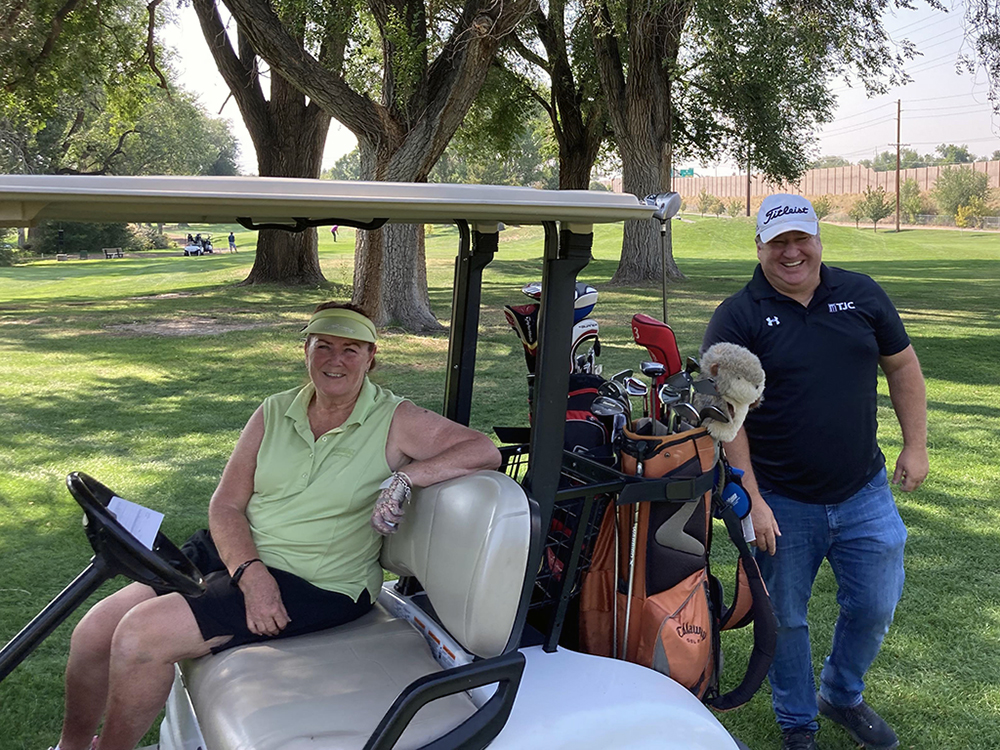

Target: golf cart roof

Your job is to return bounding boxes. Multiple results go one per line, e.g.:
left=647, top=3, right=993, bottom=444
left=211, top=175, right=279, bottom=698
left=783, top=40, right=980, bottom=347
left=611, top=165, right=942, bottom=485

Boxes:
left=0, top=175, right=653, bottom=227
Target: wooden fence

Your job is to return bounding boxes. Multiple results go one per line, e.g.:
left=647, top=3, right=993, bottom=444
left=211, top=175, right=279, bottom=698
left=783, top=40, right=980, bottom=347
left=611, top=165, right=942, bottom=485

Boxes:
left=608, top=160, right=1000, bottom=199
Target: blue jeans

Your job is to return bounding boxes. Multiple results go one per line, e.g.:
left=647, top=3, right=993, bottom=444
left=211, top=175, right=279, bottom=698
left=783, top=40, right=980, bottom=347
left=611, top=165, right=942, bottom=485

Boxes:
left=756, top=468, right=907, bottom=732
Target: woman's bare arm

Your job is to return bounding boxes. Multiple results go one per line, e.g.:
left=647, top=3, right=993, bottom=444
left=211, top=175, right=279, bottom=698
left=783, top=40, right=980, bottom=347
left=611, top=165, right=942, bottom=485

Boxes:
left=207, top=406, right=290, bottom=636
left=385, top=401, right=501, bottom=487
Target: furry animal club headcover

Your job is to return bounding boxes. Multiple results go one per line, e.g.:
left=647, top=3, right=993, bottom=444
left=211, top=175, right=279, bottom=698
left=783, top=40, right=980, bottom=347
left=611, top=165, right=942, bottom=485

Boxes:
left=695, top=342, right=765, bottom=443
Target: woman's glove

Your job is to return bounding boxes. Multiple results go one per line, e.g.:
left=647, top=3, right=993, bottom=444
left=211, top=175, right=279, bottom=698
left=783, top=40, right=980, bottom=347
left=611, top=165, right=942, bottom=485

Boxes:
left=370, top=471, right=413, bottom=535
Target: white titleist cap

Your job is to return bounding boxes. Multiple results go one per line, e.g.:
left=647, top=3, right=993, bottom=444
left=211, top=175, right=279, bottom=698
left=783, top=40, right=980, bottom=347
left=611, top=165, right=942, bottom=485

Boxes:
left=756, top=194, right=819, bottom=243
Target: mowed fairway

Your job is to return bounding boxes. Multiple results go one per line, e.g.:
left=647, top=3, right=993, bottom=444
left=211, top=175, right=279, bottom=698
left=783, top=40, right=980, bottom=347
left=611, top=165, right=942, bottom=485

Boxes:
left=1, top=218, right=998, bottom=749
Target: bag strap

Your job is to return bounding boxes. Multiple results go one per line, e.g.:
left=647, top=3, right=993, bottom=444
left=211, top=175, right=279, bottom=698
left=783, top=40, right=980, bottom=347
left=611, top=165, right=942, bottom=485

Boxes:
left=616, top=471, right=715, bottom=505
left=705, top=504, right=778, bottom=712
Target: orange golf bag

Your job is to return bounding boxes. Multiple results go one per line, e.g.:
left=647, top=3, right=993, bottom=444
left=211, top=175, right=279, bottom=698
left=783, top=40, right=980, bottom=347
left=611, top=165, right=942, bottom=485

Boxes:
left=579, top=422, right=776, bottom=711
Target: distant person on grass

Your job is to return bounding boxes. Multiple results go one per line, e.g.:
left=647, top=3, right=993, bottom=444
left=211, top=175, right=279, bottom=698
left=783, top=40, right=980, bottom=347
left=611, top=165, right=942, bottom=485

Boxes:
left=49, top=301, right=501, bottom=750
left=228, top=232, right=237, bottom=252
left=330, top=225, right=338, bottom=242
left=703, top=194, right=928, bottom=750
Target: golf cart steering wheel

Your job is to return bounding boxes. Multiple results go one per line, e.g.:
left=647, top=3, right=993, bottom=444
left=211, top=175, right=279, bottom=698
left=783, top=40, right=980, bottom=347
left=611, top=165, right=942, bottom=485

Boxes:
left=66, top=472, right=206, bottom=597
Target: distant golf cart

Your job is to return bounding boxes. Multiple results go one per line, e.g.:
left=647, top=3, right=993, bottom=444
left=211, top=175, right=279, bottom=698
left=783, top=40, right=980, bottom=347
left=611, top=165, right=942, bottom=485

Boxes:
left=0, top=176, right=748, bottom=750
left=183, top=232, right=214, bottom=256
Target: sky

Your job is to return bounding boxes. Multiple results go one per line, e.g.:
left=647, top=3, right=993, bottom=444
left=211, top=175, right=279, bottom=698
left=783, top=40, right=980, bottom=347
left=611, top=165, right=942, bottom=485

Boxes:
left=163, top=1, right=1000, bottom=177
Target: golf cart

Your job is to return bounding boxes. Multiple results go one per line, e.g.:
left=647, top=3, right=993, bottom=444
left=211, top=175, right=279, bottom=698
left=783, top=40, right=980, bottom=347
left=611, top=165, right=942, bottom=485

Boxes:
left=184, top=233, right=214, bottom=256
left=0, top=175, right=746, bottom=750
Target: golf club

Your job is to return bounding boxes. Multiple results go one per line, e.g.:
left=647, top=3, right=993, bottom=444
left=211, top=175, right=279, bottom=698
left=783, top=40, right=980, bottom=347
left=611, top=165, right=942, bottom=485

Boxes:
left=625, top=377, right=649, bottom=418
left=672, top=402, right=700, bottom=428
left=698, top=405, right=730, bottom=425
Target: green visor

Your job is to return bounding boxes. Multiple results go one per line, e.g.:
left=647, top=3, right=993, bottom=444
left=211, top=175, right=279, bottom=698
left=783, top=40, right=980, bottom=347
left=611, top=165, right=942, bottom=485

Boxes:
left=301, top=308, right=377, bottom=343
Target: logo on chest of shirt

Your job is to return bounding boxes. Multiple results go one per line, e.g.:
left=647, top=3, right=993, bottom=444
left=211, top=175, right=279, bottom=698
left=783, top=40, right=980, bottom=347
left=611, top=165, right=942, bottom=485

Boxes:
left=766, top=316, right=781, bottom=327
left=828, top=301, right=856, bottom=313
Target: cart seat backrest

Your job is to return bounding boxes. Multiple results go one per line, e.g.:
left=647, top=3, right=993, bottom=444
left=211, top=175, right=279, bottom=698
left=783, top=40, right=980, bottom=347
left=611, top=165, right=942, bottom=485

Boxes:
left=380, top=470, right=531, bottom=659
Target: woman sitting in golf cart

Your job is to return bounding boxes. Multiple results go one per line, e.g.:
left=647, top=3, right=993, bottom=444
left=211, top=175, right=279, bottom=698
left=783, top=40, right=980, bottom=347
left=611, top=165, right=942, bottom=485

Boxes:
left=50, top=302, right=501, bottom=750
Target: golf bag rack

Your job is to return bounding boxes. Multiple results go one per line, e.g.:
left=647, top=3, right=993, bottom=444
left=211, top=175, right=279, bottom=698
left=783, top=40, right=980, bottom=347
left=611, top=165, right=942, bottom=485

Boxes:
left=498, top=443, right=694, bottom=652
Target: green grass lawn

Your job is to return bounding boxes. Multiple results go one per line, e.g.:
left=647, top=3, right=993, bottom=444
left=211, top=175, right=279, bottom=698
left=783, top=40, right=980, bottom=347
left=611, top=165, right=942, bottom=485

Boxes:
left=1, top=218, right=999, bottom=749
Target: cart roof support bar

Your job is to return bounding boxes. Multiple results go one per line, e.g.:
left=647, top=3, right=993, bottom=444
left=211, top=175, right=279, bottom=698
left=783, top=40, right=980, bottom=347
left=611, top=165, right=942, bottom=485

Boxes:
left=515, top=222, right=594, bottom=652
left=444, top=221, right=497, bottom=425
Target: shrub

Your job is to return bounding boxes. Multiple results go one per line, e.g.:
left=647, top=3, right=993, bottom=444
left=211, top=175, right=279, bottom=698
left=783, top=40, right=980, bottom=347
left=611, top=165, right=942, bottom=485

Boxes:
left=34, top=222, right=142, bottom=255
left=934, top=167, right=990, bottom=216
left=956, top=196, right=994, bottom=229
left=726, top=198, right=744, bottom=218
left=697, top=190, right=716, bottom=216
left=811, top=195, right=833, bottom=220
left=861, top=186, right=894, bottom=232
left=848, top=199, right=866, bottom=229
left=134, top=224, right=171, bottom=250
left=712, top=199, right=725, bottom=217
left=900, top=179, right=922, bottom=224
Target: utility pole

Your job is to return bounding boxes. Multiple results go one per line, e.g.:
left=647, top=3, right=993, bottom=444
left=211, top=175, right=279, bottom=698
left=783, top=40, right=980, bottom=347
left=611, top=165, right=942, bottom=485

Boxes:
left=889, top=99, right=910, bottom=232
left=746, top=150, right=752, bottom=217
left=887, top=100, right=912, bottom=232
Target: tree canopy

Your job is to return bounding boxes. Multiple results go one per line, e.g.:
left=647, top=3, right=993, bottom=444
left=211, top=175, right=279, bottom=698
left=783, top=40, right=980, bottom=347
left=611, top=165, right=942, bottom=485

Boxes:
left=220, top=0, right=534, bottom=329
left=858, top=144, right=984, bottom=172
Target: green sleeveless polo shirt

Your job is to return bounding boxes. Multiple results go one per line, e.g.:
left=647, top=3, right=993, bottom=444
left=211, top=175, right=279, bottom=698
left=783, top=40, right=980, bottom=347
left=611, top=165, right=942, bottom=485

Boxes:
left=247, top=377, right=405, bottom=602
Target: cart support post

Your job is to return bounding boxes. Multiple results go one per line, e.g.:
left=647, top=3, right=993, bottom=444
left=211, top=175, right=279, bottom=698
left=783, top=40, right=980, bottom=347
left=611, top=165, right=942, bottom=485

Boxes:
left=444, top=221, right=497, bottom=425
left=518, top=222, right=593, bottom=653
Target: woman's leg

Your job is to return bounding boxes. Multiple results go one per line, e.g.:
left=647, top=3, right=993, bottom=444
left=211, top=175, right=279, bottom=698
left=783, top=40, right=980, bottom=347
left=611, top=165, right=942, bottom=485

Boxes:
left=96, top=593, right=230, bottom=750
left=59, top=583, right=157, bottom=750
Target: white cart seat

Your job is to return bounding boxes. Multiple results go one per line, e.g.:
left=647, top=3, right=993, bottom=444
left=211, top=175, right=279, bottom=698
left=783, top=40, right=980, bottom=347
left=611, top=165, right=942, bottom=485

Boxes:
left=177, top=471, right=531, bottom=750
left=181, top=605, right=475, bottom=750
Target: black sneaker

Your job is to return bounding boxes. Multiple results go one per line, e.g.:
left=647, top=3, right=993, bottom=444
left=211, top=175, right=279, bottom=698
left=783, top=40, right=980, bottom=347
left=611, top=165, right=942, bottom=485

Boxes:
left=782, top=728, right=818, bottom=750
left=817, top=694, right=899, bottom=749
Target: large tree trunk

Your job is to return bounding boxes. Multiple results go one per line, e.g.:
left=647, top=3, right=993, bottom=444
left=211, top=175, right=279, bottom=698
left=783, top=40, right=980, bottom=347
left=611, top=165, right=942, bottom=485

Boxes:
left=592, top=0, right=689, bottom=285
left=242, top=76, right=331, bottom=286
left=192, top=0, right=331, bottom=286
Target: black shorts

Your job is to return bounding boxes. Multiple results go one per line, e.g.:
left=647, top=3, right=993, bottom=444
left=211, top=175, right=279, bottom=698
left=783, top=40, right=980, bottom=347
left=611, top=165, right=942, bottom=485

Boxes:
left=157, top=530, right=374, bottom=654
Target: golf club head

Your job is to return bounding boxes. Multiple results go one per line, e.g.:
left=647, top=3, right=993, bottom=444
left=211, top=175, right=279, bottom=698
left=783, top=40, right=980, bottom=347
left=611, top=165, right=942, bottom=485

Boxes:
left=665, top=371, right=693, bottom=390
left=521, top=281, right=543, bottom=300
left=658, top=384, right=683, bottom=407
left=591, top=395, right=626, bottom=417
left=611, top=369, right=634, bottom=384
left=640, top=360, right=667, bottom=379
left=643, top=191, right=682, bottom=221
left=685, top=356, right=700, bottom=375
left=673, top=403, right=700, bottom=425
left=598, top=380, right=628, bottom=401
left=692, top=378, right=721, bottom=397
left=625, top=377, right=649, bottom=397
left=699, top=405, right=730, bottom=424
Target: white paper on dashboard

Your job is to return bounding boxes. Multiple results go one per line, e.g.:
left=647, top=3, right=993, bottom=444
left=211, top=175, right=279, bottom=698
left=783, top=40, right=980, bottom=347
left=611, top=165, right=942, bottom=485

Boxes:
left=107, top=496, right=164, bottom=550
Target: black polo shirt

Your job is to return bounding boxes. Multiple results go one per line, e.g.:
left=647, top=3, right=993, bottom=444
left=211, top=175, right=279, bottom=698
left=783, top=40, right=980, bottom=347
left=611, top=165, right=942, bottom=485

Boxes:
left=703, top=264, right=910, bottom=504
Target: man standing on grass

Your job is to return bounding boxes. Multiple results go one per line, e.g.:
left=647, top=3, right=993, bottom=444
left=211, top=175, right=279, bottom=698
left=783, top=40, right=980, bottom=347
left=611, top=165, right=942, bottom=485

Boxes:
left=228, top=232, right=237, bottom=253
left=702, top=194, right=928, bottom=750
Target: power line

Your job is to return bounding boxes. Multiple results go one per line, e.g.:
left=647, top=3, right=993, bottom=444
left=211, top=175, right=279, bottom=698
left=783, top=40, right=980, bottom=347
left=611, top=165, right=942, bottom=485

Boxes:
left=823, top=117, right=897, bottom=136
left=829, top=102, right=897, bottom=122
left=907, top=91, right=991, bottom=103
left=887, top=9, right=952, bottom=35
left=907, top=103, right=996, bottom=113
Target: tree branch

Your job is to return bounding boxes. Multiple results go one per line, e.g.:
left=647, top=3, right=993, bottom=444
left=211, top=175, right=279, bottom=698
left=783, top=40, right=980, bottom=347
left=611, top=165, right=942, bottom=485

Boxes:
left=191, top=0, right=276, bottom=154
left=146, top=0, right=170, bottom=93
left=30, top=0, right=85, bottom=73
left=221, top=0, right=385, bottom=142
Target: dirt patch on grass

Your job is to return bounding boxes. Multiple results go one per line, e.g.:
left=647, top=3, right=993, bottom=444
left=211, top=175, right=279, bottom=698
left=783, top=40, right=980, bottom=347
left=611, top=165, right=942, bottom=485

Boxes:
left=106, top=317, right=275, bottom=336
left=129, top=292, right=196, bottom=300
